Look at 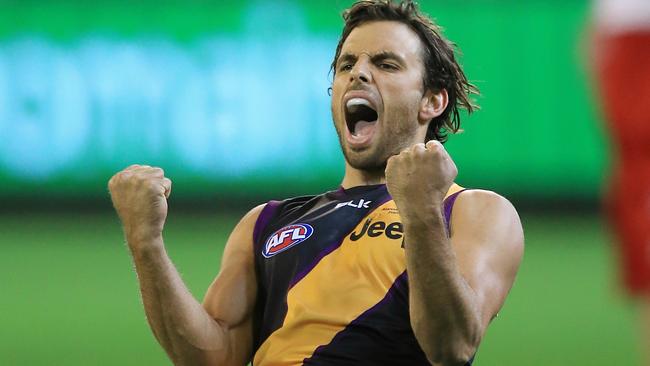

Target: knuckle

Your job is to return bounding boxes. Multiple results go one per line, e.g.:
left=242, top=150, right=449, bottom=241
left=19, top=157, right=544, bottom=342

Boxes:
left=153, top=169, right=165, bottom=178
left=427, top=140, right=442, bottom=150
left=143, top=178, right=156, bottom=189
left=125, top=173, right=142, bottom=187
left=112, top=174, right=124, bottom=186
left=108, top=177, right=117, bottom=190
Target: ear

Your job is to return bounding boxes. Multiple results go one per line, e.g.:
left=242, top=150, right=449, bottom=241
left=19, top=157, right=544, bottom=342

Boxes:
left=418, top=89, right=448, bottom=124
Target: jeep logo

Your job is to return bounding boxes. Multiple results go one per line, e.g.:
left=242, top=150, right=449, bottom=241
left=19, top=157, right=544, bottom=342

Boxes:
left=350, top=219, right=403, bottom=241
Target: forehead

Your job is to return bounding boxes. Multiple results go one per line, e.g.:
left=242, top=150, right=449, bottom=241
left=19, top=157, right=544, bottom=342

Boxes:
left=340, top=21, right=424, bottom=61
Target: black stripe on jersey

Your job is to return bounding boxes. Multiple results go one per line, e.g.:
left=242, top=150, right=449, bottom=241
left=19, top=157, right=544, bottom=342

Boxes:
left=302, top=271, right=430, bottom=365
left=303, top=271, right=474, bottom=366
left=253, top=185, right=392, bottom=351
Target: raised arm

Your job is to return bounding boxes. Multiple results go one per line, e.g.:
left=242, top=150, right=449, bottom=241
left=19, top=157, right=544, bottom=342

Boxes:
left=108, top=165, right=261, bottom=366
left=404, top=189, right=522, bottom=365
left=386, top=142, right=524, bottom=366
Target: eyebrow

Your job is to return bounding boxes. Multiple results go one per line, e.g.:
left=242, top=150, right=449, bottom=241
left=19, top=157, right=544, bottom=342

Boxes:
left=336, top=51, right=406, bottom=67
left=337, top=53, right=357, bottom=67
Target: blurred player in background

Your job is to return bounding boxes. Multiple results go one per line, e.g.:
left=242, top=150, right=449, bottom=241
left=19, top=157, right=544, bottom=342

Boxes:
left=591, top=0, right=650, bottom=364
left=108, top=1, right=523, bottom=365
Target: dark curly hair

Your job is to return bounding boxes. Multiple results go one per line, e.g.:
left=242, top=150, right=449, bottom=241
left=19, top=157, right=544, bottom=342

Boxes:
left=331, top=0, right=479, bottom=143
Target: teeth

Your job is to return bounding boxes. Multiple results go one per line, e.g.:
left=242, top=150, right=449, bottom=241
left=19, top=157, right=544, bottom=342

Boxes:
left=346, top=98, right=372, bottom=109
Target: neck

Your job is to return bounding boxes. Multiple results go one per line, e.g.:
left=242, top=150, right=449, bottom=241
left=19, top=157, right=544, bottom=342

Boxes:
left=340, top=162, right=386, bottom=189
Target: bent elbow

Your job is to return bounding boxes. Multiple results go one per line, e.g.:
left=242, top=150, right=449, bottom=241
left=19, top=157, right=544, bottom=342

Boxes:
left=435, top=345, right=476, bottom=366
left=415, top=328, right=479, bottom=366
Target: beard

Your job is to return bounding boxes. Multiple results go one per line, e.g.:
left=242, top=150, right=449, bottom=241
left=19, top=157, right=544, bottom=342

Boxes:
left=331, top=123, right=382, bottom=172
left=343, top=144, right=389, bottom=173
left=331, top=92, right=425, bottom=173
left=333, top=116, right=419, bottom=174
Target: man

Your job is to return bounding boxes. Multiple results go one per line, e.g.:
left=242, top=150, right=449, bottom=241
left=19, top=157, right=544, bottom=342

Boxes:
left=591, top=0, right=650, bottom=364
left=108, top=1, right=523, bottom=365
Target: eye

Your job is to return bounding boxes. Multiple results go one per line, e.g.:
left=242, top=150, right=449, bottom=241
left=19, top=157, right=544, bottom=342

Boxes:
left=338, top=63, right=353, bottom=72
left=378, top=63, right=398, bottom=71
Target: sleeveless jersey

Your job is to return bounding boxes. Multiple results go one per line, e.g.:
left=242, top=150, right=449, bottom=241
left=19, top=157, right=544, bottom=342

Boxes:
left=251, top=184, right=472, bottom=366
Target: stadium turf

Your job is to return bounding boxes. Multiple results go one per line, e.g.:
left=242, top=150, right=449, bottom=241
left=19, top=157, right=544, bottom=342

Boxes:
left=0, top=211, right=639, bottom=365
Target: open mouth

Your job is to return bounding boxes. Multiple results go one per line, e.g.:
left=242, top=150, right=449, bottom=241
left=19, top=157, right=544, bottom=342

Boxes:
left=345, top=98, right=379, bottom=137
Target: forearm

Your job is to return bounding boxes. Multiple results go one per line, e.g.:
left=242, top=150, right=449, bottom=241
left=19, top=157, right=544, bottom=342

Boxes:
left=402, top=209, right=481, bottom=365
left=129, top=237, right=229, bottom=366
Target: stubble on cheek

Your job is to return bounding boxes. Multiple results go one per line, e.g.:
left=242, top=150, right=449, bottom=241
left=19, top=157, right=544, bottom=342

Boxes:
left=382, top=102, right=422, bottom=155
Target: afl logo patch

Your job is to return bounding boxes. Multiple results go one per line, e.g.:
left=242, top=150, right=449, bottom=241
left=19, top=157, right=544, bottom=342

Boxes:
left=263, top=224, right=314, bottom=258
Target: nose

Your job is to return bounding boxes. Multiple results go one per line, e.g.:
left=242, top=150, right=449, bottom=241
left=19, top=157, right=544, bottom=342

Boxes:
left=349, top=58, right=372, bottom=84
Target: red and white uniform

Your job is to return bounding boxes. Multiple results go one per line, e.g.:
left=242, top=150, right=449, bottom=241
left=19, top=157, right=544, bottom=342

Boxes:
left=592, top=0, right=650, bottom=295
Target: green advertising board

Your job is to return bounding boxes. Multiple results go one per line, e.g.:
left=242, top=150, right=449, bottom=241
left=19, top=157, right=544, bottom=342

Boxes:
left=0, top=0, right=606, bottom=202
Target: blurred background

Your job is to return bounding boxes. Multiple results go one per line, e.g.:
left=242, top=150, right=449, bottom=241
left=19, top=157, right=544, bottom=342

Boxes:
left=0, top=0, right=639, bottom=365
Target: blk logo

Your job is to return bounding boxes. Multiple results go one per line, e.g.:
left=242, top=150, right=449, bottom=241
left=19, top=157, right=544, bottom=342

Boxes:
left=350, top=219, right=403, bottom=241
left=335, top=199, right=372, bottom=209
left=263, top=224, right=314, bottom=258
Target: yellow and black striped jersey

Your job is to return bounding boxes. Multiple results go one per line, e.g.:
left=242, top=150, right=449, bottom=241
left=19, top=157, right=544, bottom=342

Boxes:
left=251, top=184, right=471, bottom=366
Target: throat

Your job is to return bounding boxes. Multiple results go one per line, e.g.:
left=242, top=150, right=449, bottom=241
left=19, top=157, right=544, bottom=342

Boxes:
left=341, top=162, right=387, bottom=189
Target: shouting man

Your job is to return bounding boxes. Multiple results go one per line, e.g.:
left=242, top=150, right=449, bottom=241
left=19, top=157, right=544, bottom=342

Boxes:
left=108, top=1, right=524, bottom=365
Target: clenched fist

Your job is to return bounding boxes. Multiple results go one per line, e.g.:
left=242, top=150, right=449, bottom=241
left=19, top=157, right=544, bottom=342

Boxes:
left=385, top=140, right=457, bottom=221
left=108, top=165, right=172, bottom=250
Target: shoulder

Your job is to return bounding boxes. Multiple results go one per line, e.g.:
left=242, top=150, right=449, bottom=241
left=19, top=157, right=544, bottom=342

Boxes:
left=234, top=193, right=323, bottom=245
left=233, top=203, right=268, bottom=232
left=454, top=189, right=518, bottom=218
left=243, top=203, right=268, bottom=222
left=450, top=189, right=524, bottom=252
left=239, top=194, right=314, bottom=231
left=222, top=203, right=268, bottom=256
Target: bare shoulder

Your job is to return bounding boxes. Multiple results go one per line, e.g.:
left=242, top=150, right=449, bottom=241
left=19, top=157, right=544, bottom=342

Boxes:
left=449, top=189, right=524, bottom=277
left=243, top=203, right=268, bottom=221
left=221, top=203, right=267, bottom=255
left=454, top=189, right=519, bottom=220
left=452, top=189, right=523, bottom=242
left=237, top=203, right=268, bottom=233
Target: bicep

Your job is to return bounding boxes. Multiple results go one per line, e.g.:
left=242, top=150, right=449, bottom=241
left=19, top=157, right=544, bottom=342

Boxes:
left=202, top=204, right=264, bottom=365
left=450, top=191, right=524, bottom=329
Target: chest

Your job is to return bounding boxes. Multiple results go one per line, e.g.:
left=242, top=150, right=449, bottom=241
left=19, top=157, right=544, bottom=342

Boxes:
left=257, top=199, right=407, bottom=294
